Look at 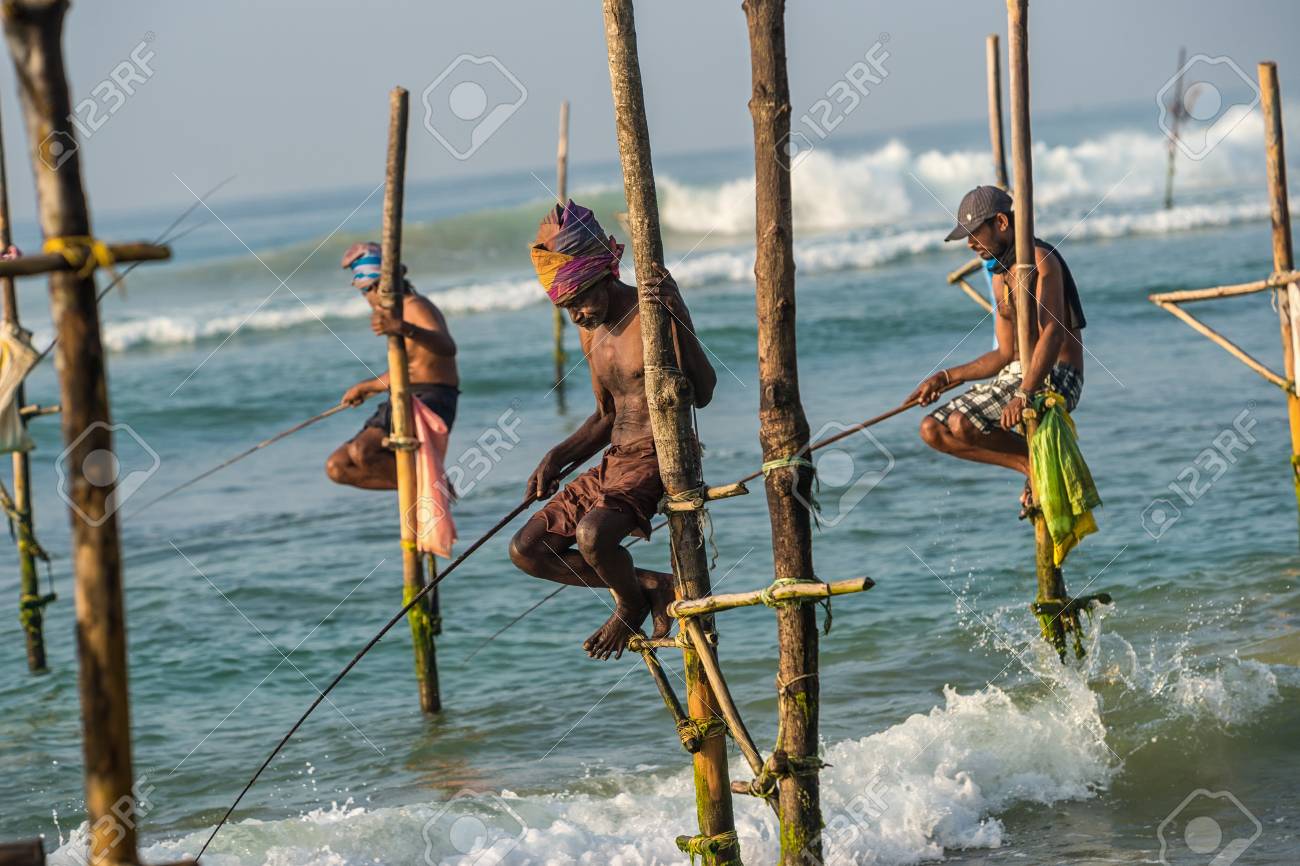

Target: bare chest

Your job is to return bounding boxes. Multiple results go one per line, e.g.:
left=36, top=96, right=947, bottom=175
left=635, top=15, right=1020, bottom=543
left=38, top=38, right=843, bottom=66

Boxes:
left=585, top=322, right=646, bottom=397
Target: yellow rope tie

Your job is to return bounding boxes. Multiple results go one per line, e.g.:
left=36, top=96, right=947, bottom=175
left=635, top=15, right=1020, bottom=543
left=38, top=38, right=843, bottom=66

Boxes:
left=659, top=484, right=708, bottom=513
left=43, top=236, right=116, bottom=279
left=759, top=454, right=814, bottom=476
left=676, top=716, right=726, bottom=746
left=675, top=830, right=739, bottom=864
left=758, top=577, right=802, bottom=608
left=400, top=539, right=418, bottom=552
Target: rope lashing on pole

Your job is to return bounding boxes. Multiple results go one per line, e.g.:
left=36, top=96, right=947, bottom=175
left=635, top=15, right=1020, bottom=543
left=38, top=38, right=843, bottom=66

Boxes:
left=127, top=403, right=351, bottom=518
left=197, top=463, right=580, bottom=859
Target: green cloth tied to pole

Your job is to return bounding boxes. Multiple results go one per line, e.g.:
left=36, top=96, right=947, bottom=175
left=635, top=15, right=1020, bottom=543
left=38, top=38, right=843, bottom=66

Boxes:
left=1028, top=391, right=1101, bottom=566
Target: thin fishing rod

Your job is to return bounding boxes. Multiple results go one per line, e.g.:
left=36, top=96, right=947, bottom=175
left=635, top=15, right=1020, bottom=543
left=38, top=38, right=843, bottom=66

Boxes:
left=199, top=461, right=580, bottom=859
left=127, top=402, right=350, bottom=518
left=30, top=175, right=236, bottom=368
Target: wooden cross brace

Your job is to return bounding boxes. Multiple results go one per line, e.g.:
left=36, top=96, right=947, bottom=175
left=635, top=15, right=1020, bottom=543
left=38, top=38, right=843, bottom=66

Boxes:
left=0, top=241, right=169, bottom=278
left=947, top=256, right=995, bottom=314
left=1149, top=269, right=1300, bottom=394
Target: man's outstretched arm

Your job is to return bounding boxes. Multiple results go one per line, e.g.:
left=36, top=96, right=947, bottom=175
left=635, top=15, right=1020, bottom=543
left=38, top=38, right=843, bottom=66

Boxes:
left=910, top=280, right=1015, bottom=405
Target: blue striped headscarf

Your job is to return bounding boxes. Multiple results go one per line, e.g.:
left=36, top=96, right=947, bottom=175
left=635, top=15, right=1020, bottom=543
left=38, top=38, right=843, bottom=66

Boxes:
left=341, top=242, right=384, bottom=291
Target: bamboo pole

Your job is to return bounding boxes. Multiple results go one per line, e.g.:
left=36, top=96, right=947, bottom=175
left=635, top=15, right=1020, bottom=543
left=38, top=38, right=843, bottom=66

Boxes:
left=1007, top=0, right=1069, bottom=658
left=0, top=839, right=43, bottom=866
left=1, top=1, right=136, bottom=860
left=0, top=242, right=168, bottom=276
left=1148, top=270, right=1300, bottom=304
left=553, top=100, right=570, bottom=410
left=670, top=577, right=873, bottom=618
left=377, top=87, right=440, bottom=713
left=1259, top=62, right=1300, bottom=518
left=1165, top=47, right=1187, bottom=211
left=602, top=2, right=739, bottom=861
left=956, top=278, right=995, bottom=313
left=986, top=34, right=1008, bottom=190
left=742, top=0, right=824, bottom=857
left=1153, top=301, right=1289, bottom=390
left=0, top=95, right=46, bottom=674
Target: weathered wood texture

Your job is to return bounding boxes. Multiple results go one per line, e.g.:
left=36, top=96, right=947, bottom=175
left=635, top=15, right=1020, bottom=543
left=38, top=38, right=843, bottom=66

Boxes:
left=669, top=577, right=873, bottom=618
left=0, top=242, right=168, bottom=276
left=553, top=100, right=569, bottom=401
left=377, top=87, right=440, bottom=713
left=2, top=0, right=136, bottom=860
left=0, top=95, right=45, bottom=673
left=743, top=0, right=824, bottom=858
left=1259, top=62, right=1300, bottom=512
left=1006, top=0, right=1067, bottom=649
left=602, top=1, right=739, bottom=860
left=987, top=33, right=1008, bottom=189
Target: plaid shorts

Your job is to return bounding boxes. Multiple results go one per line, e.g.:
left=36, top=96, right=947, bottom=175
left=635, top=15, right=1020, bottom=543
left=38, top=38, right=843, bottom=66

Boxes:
left=929, top=361, right=1082, bottom=434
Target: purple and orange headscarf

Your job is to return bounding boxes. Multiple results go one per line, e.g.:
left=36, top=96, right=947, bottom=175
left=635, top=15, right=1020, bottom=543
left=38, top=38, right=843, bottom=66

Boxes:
left=531, top=200, right=623, bottom=305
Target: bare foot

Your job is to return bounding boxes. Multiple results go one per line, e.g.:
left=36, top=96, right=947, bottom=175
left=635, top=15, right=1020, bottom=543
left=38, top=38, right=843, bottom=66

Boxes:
left=1018, top=479, right=1036, bottom=520
left=638, top=569, right=676, bottom=640
left=583, top=603, right=646, bottom=660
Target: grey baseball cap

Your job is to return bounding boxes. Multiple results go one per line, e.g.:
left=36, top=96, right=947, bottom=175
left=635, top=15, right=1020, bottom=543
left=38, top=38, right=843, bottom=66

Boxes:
left=944, top=185, right=1013, bottom=241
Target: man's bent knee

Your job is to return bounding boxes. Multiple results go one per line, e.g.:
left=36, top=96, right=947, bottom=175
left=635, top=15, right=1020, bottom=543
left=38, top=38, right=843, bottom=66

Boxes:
left=948, top=412, right=981, bottom=444
left=573, top=518, right=603, bottom=562
left=509, top=530, right=543, bottom=575
left=919, top=416, right=945, bottom=449
left=325, top=451, right=353, bottom=485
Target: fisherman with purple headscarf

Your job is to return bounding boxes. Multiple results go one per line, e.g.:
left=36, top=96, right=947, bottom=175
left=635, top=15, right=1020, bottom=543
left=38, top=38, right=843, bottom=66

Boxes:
left=509, top=200, right=718, bottom=661
left=325, top=242, right=461, bottom=490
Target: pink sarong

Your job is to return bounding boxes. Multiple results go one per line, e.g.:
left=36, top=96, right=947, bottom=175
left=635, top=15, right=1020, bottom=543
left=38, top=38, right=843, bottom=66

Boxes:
left=412, top=401, right=457, bottom=558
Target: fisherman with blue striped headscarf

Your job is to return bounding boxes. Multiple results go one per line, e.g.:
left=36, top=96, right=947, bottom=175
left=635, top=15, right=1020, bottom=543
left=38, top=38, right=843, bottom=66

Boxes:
left=325, top=242, right=462, bottom=490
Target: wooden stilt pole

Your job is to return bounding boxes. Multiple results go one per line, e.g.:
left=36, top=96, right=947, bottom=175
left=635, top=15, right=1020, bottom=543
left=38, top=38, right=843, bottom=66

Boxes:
left=742, top=0, right=822, bottom=860
left=1258, top=62, right=1300, bottom=520
left=553, top=101, right=569, bottom=410
left=3, top=2, right=134, bottom=861
left=986, top=34, right=1008, bottom=190
left=1164, top=47, right=1187, bottom=211
left=0, top=97, right=47, bottom=674
left=1006, top=0, right=1069, bottom=658
left=378, top=87, right=440, bottom=713
left=602, top=2, right=740, bottom=862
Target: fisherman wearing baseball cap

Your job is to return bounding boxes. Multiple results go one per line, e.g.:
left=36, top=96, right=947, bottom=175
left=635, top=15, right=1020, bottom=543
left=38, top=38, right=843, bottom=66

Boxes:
left=908, top=185, right=1088, bottom=517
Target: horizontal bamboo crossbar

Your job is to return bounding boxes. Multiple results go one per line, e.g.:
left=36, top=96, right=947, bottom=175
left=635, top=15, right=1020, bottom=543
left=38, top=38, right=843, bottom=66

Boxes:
left=660, top=480, right=749, bottom=512
left=956, top=278, right=994, bottom=313
left=18, top=404, right=58, bottom=418
left=0, top=838, right=43, bottom=866
left=668, top=576, right=873, bottom=619
left=0, top=242, right=170, bottom=277
left=1148, top=269, right=1300, bottom=304
left=946, top=256, right=982, bottom=283
left=1153, top=300, right=1291, bottom=392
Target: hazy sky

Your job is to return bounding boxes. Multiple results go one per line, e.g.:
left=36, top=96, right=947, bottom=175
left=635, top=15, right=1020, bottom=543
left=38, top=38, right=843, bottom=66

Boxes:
left=1, top=0, right=1297, bottom=221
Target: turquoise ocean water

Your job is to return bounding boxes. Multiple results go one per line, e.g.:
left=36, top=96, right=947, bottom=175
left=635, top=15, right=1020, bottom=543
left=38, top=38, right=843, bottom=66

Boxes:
left=1, top=103, right=1298, bottom=864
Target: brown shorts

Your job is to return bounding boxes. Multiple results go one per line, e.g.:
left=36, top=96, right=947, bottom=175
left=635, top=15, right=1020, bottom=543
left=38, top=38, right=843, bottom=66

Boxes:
left=534, top=438, right=664, bottom=540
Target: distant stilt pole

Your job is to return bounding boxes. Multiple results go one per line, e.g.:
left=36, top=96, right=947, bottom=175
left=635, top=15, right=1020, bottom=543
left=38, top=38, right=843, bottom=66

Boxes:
left=1165, top=47, right=1187, bottom=210
left=986, top=33, right=1008, bottom=190
left=602, top=2, right=740, bottom=862
left=378, top=87, right=440, bottom=713
left=1258, top=62, right=1300, bottom=521
left=0, top=96, right=47, bottom=674
left=1007, top=0, right=1069, bottom=657
left=553, top=100, right=570, bottom=410
left=2, top=2, right=136, bottom=860
left=743, top=1, right=823, bottom=861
